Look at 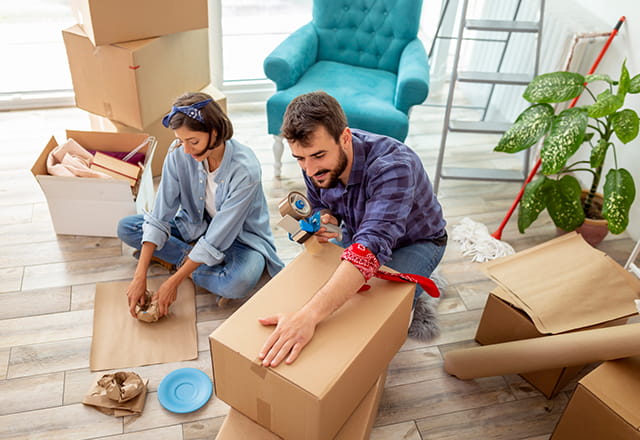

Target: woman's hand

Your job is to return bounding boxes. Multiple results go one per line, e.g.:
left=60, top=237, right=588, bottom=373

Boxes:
left=127, top=276, right=148, bottom=318
left=153, top=277, right=179, bottom=317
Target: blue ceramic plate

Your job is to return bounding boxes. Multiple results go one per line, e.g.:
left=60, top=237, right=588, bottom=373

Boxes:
left=158, top=368, right=212, bottom=413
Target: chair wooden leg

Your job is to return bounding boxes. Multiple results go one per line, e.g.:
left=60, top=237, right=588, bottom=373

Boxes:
left=273, top=135, right=284, bottom=179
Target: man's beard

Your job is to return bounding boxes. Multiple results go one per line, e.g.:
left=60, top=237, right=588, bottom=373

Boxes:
left=310, top=148, right=348, bottom=189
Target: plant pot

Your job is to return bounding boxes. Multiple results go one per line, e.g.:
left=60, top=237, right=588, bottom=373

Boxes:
left=556, top=191, right=609, bottom=247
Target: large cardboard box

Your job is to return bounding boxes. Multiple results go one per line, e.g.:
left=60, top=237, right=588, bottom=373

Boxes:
left=215, top=371, right=387, bottom=440
left=550, top=356, right=640, bottom=439
left=475, top=291, right=630, bottom=398
left=70, top=0, right=208, bottom=46
left=31, top=130, right=156, bottom=237
left=476, top=233, right=640, bottom=398
left=88, top=85, right=227, bottom=177
left=62, top=25, right=210, bottom=130
left=209, top=240, right=413, bottom=440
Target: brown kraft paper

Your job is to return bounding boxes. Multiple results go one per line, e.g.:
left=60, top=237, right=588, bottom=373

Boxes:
left=90, top=277, right=197, bottom=371
left=481, top=232, right=640, bottom=334
left=444, top=322, right=640, bottom=379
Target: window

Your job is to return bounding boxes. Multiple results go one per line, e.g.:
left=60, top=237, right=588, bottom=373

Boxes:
left=220, top=0, right=311, bottom=82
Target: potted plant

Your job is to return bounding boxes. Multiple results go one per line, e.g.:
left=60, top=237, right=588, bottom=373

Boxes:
left=495, top=61, right=639, bottom=243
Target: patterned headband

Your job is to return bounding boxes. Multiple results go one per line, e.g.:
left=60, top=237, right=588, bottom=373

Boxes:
left=162, top=99, right=213, bottom=128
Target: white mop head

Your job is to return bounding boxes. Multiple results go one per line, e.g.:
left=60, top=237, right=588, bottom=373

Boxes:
left=451, top=217, right=515, bottom=263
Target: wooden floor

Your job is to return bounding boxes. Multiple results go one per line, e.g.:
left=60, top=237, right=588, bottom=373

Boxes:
left=0, top=88, right=636, bottom=440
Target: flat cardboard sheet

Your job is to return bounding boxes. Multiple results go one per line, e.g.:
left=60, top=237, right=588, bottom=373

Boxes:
left=445, top=322, right=640, bottom=379
left=482, top=232, right=640, bottom=334
left=90, top=277, right=197, bottom=371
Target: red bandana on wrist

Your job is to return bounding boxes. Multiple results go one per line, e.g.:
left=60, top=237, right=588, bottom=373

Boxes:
left=340, top=243, right=440, bottom=298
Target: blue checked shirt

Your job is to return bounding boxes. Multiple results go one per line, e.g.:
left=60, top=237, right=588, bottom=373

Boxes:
left=305, top=129, right=446, bottom=266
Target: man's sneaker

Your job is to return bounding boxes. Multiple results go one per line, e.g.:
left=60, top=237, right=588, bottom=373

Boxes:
left=132, top=250, right=176, bottom=271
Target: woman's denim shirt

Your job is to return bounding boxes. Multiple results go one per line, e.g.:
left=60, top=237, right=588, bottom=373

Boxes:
left=142, top=138, right=284, bottom=277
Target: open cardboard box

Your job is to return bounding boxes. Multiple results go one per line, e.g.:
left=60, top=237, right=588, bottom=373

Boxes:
left=31, top=130, right=156, bottom=237
left=62, top=25, right=209, bottom=130
left=215, top=370, right=387, bottom=440
left=476, top=233, right=640, bottom=398
left=69, top=0, right=208, bottom=46
left=88, top=84, right=227, bottom=177
left=209, top=239, right=413, bottom=440
left=550, top=356, right=640, bottom=439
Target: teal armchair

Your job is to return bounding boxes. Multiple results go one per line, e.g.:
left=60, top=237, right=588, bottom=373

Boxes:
left=264, top=0, right=430, bottom=177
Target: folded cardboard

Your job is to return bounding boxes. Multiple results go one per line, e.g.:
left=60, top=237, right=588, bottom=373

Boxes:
left=215, top=371, right=387, bottom=440
left=209, top=239, right=413, bottom=440
left=88, top=84, right=227, bottom=177
left=70, top=0, right=208, bottom=46
left=550, top=356, right=640, bottom=439
left=481, top=232, right=640, bottom=334
left=31, top=130, right=155, bottom=237
left=90, top=151, right=141, bottom=187
left=475, top=233, right=640, bottom=398
left=62, top=25, right=210, bottom=130
left=476, top=289, right=632, bottom=398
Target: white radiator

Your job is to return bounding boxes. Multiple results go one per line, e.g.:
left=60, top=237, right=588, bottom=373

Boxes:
left=460, top=0, right=611, bottom=122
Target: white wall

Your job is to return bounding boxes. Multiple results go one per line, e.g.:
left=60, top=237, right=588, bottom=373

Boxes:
left=572, top=0, right=640, bottom=240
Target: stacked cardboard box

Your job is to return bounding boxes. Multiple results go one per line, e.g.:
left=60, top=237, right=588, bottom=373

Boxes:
left=209, top=239, right=415, bottom=439
left=63, top=0, right=213, bottom=176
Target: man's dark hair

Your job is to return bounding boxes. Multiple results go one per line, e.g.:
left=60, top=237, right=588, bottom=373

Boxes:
left=168, top=92, right=233, bottom=147
left=280, top=91, right=347, bottom=145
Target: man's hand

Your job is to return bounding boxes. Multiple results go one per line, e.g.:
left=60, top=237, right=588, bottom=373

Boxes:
left=127, top=276, right=148, bottom=318
left=315, top=213, right=340, bottom=243
left=258, top=310, right=317, bottom=367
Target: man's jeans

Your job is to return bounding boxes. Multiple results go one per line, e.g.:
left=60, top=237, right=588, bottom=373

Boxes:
left=118, top=214, right=265, bottom=299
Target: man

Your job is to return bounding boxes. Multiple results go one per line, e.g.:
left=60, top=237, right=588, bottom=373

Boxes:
left=258, top=91, right=446, bottom=367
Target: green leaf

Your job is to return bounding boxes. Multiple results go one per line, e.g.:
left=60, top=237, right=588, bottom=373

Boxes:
left=588, top=89, right=624, bottom=118
left=583, top=132, right=595, bottom=143
left=618, top=61, right=630, bottom=96
left=590, top=138, right=609, bottom=168
left=545, top=176, right=585, bottom=231
left=630, top=74, right=640, bottom=94
left=540, top=108, right=588, bottom=175
left=603, top=168, right=636, bottom=234
left=611, top=109, right=640, bottom=144
left=518, top=177, right=549, bottom=233
left=585, top=74, right=615, bottom=85
left=523, top=72, right=585, bottom=103
left=495, top=104, right=554, bottom=153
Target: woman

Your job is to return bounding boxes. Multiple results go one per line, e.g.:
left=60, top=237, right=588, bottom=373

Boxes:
left=118, top=92, right=283, bottom=318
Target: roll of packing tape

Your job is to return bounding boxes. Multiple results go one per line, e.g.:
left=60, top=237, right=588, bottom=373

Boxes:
left=278, top=191, right=312, bottom=219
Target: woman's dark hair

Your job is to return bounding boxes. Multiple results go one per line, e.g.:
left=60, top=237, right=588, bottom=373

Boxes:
left=280, top=91, right=347, bottom=146
left=168, top=92, right=233, bottom=148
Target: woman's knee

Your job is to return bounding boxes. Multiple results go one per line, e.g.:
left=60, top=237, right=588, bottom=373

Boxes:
left=117, top=214, right=144, bottom=247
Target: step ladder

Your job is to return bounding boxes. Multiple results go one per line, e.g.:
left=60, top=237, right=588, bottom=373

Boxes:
left=432, top=0, right=545, bottom=194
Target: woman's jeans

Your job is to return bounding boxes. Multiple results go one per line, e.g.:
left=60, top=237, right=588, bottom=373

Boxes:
left=335, top=237, right=446, bottom=308
left=118, top=214, right=265, bottom=299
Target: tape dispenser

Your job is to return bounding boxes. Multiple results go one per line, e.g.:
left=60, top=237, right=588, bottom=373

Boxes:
left=277, top=191, right=342, bottom=243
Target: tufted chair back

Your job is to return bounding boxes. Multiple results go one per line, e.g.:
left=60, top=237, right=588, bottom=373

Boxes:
left=313, top=0, right=423, bottom=73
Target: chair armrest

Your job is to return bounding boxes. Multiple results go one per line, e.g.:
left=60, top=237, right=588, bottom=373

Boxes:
left=263, top=23, right=319, bottom=90
left=395, top=39, right=430, bottom=113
